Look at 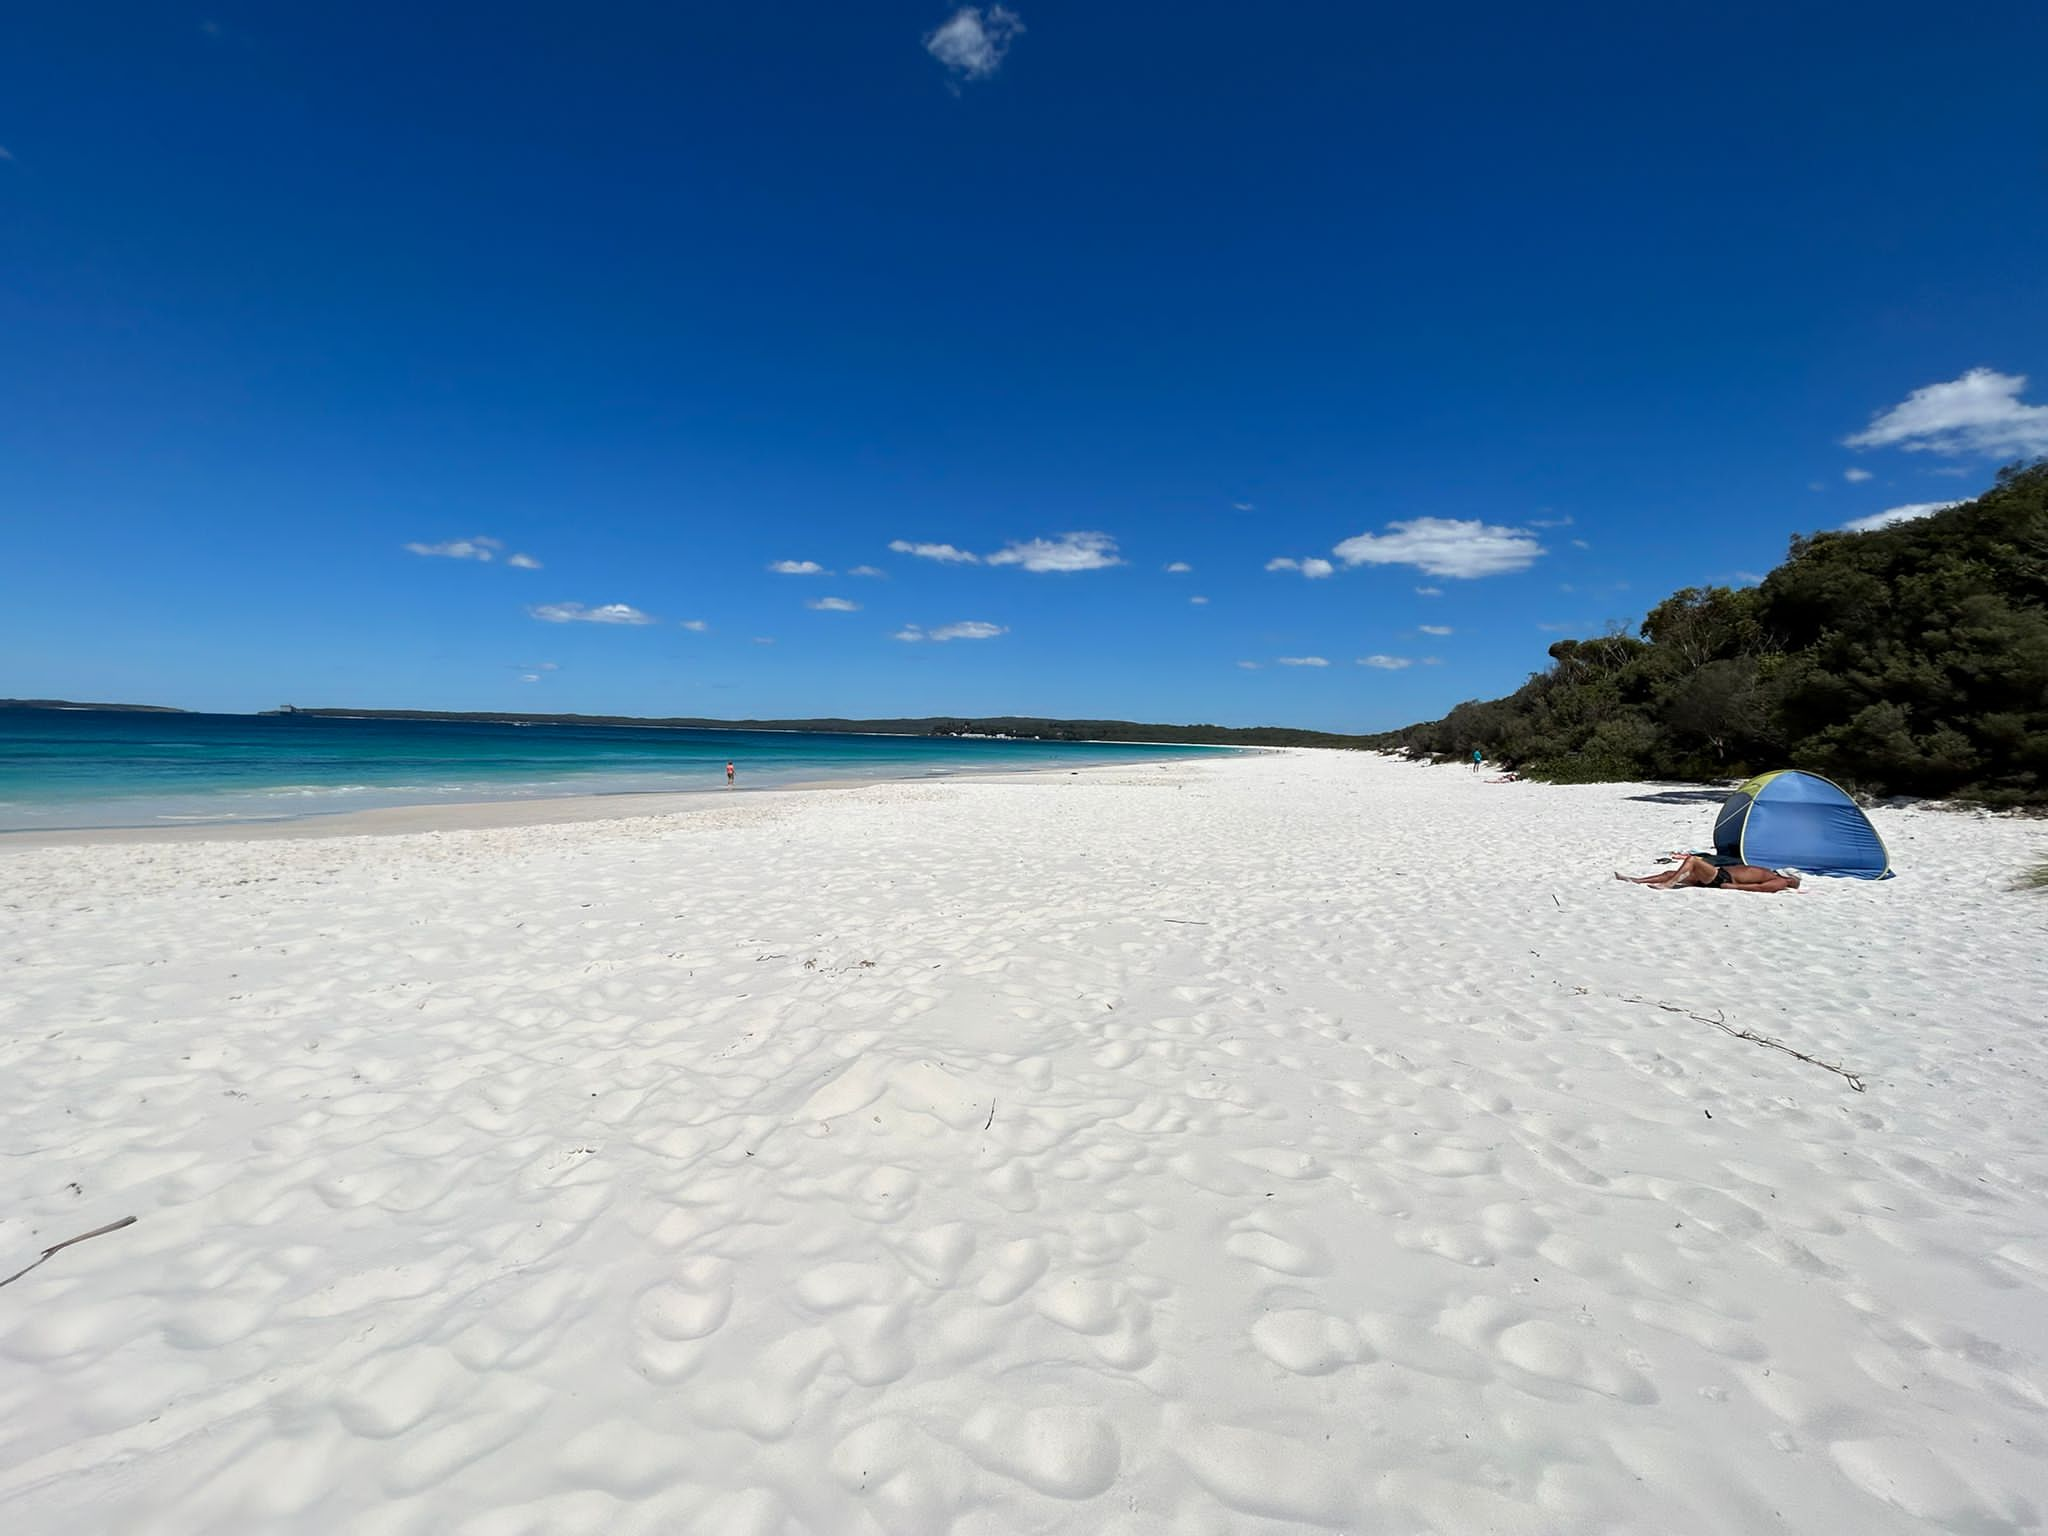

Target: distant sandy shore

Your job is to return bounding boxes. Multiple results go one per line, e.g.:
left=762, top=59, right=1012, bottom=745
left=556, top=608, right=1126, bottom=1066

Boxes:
left=0, top=753, right=1206, bottom=847
left=3, top=749, right=2045, bottom=1533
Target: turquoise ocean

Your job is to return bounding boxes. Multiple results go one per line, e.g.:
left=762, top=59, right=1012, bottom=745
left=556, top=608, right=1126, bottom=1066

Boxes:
left=0, top=711, right=1219, bottom=832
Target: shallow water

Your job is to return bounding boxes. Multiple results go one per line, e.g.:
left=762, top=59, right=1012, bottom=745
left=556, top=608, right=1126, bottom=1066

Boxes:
left=0, top=710, right=1216, bottom=829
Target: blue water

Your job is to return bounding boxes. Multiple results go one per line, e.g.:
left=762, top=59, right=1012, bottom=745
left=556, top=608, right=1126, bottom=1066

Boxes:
left=0, top=711, right=1218, bottom=831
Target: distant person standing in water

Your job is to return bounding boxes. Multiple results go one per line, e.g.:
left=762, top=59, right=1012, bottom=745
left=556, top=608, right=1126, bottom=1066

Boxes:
left=726, top=760, right=735, bottom=789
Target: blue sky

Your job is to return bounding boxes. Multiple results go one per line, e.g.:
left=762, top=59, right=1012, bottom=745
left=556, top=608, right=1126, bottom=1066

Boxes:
left=4, top=2, right=2044, bottom=730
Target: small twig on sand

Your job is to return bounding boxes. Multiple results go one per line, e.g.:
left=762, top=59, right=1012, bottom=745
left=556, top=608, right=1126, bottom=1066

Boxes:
left=0, top=1216, right=138, bottom=1290
left=1163, top=919, right=1210, bottom=926
left=1622, top=996, right=1866, bottom=1092
left=984, top=1099, right=997, bottom=1132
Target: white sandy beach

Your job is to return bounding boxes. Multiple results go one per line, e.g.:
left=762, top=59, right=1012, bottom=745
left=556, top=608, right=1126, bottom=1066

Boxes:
left=3, top=748, right=2046, bottom=1535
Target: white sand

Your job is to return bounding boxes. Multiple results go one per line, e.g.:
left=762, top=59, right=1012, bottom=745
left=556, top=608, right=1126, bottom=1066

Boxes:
left=3, top=749, right=2046, bottom=1534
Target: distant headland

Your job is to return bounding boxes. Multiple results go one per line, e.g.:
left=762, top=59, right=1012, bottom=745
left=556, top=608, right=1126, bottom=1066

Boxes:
left=0, top=699, right=189, bottom=713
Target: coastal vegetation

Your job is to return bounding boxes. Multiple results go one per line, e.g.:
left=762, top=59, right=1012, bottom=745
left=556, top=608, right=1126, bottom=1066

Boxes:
left=260, top=709, right=1377, bottom=750
left=1368, top=462, right=2048, bottom=806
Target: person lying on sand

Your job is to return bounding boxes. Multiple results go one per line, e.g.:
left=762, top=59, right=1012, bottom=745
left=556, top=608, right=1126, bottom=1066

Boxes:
left=1618, top=855, right=1801, bottom=893
left=1486, top=772, right=1520, bottom=783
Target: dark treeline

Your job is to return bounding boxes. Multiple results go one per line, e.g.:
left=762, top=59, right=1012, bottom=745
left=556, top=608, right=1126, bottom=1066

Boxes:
left=267, top=708, right=1375, bottom=750
left=1368, top=462, right=2048, bottom=806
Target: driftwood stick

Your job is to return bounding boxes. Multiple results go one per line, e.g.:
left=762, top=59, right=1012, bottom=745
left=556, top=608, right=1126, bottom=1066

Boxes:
left=1620, top=996, right=1866, bottom=1092
left=0, top=1215, right=138, bottom=1290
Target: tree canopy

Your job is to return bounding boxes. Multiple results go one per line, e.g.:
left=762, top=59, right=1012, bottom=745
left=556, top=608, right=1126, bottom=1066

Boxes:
left=1368, top=462, right=2048, bottom=805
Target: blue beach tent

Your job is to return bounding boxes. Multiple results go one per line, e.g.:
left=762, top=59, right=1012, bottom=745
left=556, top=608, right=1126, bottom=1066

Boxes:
left=1712, top=770, right=1892, bottom=879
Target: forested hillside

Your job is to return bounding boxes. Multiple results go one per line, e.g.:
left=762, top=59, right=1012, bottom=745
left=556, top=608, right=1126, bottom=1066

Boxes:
left=1370, top=461, right=2048, bottom=805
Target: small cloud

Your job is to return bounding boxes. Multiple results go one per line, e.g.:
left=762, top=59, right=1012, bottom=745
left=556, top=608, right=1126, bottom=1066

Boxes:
left=680, top=619, right=709, bottom=632
left=895, top=620, right=1008, bottom=642
left=1536, top=621, right=1585, bottom=633
left=1164, top=561, right=1193, bottom=573
left=1840, top=500, right=1962, bottom=534
left=405, top=536, right=503, bottom=562
left=753, top=636, right=776, bottom=645
left=986, top=532, right=1123, bottom=572
left=1527, top=513, right=1574, bottom=529
left=1414, top=585, right=1442, bottom=597
left=1732, top=571, right=1766, bottom=586
left=808, top=597, right=860, bottom=612
left=519, top=673, right=542, bottom=683
left=1232, top=502, right=1255, bottom=512
left=506, top=552, right=542, bottom=569
left=1189, top=595, right=1209, bottom=605
left=769, top=559, right=827, bottom=575
left=1570, top=537, right=1591, bottom=550
left=889, top=539, right=980, bottom=564
left=1333, top=517, right=1543, bottom=578
left=1843, top=467, right=1874, bottom=483
left=0, top=147, right=14, bottom=163
left=1358, top=654, right=1413, bottom=670
left=849, top=565, right=886, bottom=577
left=924, top=5, right=1024, bottom=82
left=1236, top=660, right=1262, bottom=670
left=1846, top=368, right=2048, bottom=457
left=1420, top=657, right=1444, bottom=666
left=1418, top=624, right=1452, bottom=636
left=1278, top=656, right=1329, bottom=667
left=1266, top=556, right=1334, bottom=578
left=529, top=602, right=654, bottom=625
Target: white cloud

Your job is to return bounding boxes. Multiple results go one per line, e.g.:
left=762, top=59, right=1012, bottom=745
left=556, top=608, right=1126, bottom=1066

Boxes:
left=808, top=597, right=860, bottom=612
left=1418, top=624, right=1452, bottom=636
left=1732, top=571, right=1766, bottom=586
left=1189, top=595, right=1209, bottom=605
left=1846, top=368, right=2048, bottom=457
left=1839, top=500, right=1963, bottom=534
left=1333, top=517, right=1543, bottom=578
left=506, top=552, right=542, bottom=569
left=987, top=531, right=1123, bottom=572
left=889, top=539, right=980, bottom=564
left=769, top=559, right=827, bottom=575
left=1278, top=656, right=1329, bottom=667
left=895, top=620, right=1008, bottom=642
left=1236, top=660, right=1261, bottom=670
left=1527, top=513, right=1574, bottom=529
left=924, top=5, right=1023, bottom=81
left=1266, top=556, right=1334, bottom=578
left=1414, top=585, right=1442, bottom=597
left=753, top=636, right=776, bottom=645
left=529, top=602, right=654, bottom=625
left=405, top=536, right=503, bottom=562
left=849, top=565, right=886, bottom=577
left=1164, top=561, right=1193, bottom=573
left=1570, top=537, right=1591, bottom=550
left=680, top=619, right=708, bottom=631
left=1358, top=654, right=1413, bottom=670
left=519, top=673, right=541, bottom=683
left=1232, top=502, right=1255, bottom=512
left=1421, top=657, right=1444, bottom=666
left=1843, top=467, right=1874, bottom=483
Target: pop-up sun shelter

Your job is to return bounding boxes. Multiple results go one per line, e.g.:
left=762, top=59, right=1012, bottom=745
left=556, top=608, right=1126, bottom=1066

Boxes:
left=1712, top=770, right=1892, bottom=879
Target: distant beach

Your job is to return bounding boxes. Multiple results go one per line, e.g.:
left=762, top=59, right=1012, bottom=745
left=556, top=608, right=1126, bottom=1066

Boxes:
left=0, top=710, right=1219, bottom=832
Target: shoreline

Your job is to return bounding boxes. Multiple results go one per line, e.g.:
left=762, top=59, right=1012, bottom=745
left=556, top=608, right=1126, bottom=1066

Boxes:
left=0, top=751, right=1229, bottom=849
